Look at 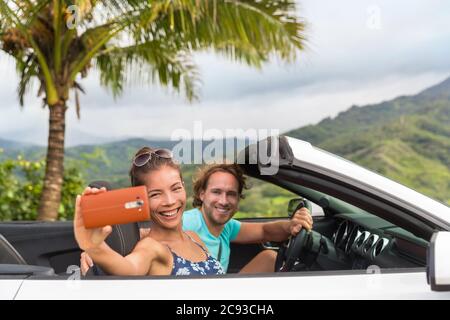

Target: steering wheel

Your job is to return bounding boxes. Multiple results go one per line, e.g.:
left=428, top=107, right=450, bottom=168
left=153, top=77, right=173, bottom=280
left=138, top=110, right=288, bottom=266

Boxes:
left=275, top=229, right=309, bottom=272
left=275, top=202, right=310, bottom=272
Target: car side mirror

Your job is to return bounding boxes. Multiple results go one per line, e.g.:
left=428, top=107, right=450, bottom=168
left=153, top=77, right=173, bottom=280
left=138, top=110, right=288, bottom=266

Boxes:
left=287, top=198, right=312, bottom=217
left=427, top=231, right=450, bottom=291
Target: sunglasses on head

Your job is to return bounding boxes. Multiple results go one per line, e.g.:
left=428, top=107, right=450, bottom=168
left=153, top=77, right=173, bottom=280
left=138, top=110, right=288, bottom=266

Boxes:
left=133, top=148, right=173, bottom=167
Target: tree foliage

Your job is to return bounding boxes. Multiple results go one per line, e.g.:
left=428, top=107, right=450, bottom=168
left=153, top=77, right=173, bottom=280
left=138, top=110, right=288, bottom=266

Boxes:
left=0, top=152, right=85, bottom=220
left=0, top=0, right=307, bottom=220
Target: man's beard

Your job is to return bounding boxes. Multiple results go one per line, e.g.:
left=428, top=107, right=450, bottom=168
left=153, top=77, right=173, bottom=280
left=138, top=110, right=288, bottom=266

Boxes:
left=204, top=205, right=234, bottom=226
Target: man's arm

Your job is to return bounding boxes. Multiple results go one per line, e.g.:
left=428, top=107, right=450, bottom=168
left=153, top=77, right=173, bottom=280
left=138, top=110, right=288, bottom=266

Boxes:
left=233, top=207, right=313, bottom=244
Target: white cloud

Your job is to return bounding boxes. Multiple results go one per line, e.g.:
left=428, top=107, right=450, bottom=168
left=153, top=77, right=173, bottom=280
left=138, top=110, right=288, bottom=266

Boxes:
left=65, top=71, right=449, bottom=142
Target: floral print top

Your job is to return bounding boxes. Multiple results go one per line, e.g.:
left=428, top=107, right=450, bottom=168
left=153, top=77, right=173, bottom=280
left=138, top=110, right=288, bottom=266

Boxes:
left=168, top=233, right=225, bottom=276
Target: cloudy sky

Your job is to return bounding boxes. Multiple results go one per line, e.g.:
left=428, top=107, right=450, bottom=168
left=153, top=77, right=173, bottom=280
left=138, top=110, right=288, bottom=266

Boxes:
left=1, top=0, right=450, bottom=146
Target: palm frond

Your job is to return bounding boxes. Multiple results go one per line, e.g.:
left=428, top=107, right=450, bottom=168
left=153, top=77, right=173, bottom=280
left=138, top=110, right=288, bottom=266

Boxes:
left=1, top=0, right=306, bottom=107
left=169, top=0, right=306, bottom=64
left=95, top=39, right=200, bottom=101
left=16, top=54, right=38, bottom=107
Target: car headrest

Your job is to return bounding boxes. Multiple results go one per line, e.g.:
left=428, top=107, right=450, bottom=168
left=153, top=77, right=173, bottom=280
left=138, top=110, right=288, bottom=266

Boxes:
left=88, top=180, right=112, bottom=191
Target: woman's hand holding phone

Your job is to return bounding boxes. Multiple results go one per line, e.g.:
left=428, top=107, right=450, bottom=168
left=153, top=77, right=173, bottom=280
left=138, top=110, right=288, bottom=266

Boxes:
left=74, top=187, right=113, bottom=251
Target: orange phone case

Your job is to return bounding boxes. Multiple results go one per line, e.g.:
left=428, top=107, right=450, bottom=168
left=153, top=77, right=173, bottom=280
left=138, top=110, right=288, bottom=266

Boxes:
left=81, top=186, right=150, bottom=229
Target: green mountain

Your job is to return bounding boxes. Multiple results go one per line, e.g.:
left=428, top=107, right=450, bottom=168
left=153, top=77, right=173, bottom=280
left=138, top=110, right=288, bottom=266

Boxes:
left=0, top=138, right=40, bottom=155
left=0, top=137, right=249, bottom=192
left=286, top=77, right=450, bottom=205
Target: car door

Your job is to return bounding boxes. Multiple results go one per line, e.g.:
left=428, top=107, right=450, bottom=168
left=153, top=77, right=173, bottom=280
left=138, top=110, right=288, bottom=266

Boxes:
left=228, top=217, right=281, bottom=273
left=0, top=221, right=81, bottom=274
left=0, top=276, right=25, bottom=300
left=9, top=269, right=450, bottom=299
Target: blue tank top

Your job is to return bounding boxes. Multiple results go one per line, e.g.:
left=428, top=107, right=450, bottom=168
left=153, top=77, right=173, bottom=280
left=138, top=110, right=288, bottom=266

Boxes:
left=168, top=233, right=225, bottom=276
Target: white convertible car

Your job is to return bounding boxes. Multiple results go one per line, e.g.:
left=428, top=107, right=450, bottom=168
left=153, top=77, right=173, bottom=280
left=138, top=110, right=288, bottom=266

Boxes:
left=1, top=136, right=449, bottom=300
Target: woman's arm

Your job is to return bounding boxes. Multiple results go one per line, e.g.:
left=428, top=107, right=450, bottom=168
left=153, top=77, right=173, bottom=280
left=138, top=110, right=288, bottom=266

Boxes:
left=85, top=238, right=157, bottom=276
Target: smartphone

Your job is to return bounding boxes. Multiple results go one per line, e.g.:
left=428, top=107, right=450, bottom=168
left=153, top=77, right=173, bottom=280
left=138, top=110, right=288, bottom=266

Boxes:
left=81, top=186, right=150, bottom=229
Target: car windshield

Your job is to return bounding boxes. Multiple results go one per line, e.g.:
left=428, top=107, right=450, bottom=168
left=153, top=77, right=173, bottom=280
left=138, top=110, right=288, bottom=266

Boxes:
left=287, top=141, right=450, bottom=212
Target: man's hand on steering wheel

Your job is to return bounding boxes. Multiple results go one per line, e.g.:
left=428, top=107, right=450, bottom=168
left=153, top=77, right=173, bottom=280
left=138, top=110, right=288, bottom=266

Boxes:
left=275, top=204, right=314, bottom=272
left=286, top=207, right=313, bottom=236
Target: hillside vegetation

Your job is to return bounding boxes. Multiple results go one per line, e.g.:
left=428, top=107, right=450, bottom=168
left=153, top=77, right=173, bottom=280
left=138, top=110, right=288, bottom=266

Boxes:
left=287, top=77, right=450, bottom=205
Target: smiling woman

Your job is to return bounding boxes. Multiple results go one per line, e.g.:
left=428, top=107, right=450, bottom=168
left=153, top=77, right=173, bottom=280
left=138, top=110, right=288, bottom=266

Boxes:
left=73, top=146, right=225, bottom=276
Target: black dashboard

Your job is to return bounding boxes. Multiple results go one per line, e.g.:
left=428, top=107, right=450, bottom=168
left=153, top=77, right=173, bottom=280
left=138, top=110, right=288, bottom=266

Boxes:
left=332, top=213, right=428, bottom=269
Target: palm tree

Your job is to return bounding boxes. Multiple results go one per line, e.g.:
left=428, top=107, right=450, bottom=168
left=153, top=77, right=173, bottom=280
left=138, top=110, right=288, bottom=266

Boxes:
left=0, top=0, right=306, bottom=221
